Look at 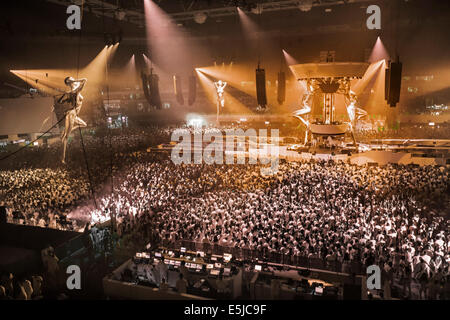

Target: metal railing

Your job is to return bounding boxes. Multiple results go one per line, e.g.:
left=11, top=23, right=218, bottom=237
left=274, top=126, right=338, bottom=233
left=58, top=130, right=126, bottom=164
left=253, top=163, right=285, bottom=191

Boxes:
left=161, top=239, right=364, bottom=275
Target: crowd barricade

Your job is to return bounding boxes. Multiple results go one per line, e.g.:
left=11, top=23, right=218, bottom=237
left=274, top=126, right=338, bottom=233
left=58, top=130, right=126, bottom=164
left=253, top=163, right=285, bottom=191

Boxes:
left=167, top=240, right=365, bottom=275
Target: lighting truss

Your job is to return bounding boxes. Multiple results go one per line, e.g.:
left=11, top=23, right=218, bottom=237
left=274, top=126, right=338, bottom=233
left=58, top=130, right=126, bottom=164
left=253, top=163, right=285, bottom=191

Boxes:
left=46, top=0, right=146, bottom=27
left=46, top=0, right=373, bottom=25
left=170, top=0, right=372, bottom=21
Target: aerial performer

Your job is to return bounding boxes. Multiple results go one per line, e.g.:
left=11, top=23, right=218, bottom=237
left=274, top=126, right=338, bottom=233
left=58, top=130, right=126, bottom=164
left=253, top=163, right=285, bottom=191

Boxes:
left=338, top=79, right=367, bottom=144
left=293, top=79, right=315, bottom=144
left=214, top=80, right=227, bottom=108
left=56, top=77, right=87, bottom=164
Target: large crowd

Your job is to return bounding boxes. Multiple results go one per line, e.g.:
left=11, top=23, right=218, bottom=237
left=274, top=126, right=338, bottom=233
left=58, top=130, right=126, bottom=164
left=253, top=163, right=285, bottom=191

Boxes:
left=355, top=124, right=450, bottom=142
left=0, top=126, right=172, bottom=230
left=1, top=124, right=449, bottom=299
left=82, top=151, right=449, bottom=299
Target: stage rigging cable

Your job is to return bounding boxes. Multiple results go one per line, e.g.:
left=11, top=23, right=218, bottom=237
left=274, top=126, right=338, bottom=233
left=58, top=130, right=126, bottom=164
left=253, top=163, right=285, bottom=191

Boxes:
left=0, top=2, right=99, bottom=212
left=101, top=0, right=115, bottom=216
left=75, top=0, right=99, bottom=211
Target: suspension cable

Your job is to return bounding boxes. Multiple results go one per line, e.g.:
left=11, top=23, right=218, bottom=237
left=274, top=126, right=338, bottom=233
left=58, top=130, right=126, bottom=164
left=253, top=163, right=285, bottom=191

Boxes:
left=75, top=0, right=98, bottom=210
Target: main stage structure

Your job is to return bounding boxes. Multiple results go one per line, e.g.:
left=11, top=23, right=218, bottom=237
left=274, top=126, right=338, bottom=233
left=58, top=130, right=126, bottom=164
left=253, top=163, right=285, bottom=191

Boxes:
left=290, top=62, right=369, bottom=146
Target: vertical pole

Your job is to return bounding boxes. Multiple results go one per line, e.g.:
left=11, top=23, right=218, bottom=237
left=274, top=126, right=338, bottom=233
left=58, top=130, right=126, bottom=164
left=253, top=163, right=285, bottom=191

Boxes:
left=331, top=94, right=335, bottom=123
left=216, top=100, right=219, bottom=124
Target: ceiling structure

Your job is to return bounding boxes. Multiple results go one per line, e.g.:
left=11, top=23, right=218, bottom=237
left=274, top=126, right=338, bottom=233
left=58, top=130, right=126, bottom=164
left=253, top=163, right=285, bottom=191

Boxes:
left=45, top=0, right=373, bottom=27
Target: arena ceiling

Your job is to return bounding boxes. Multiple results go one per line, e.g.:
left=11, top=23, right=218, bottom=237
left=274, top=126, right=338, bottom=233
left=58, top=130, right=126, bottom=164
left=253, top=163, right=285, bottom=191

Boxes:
left=45, top=0, right=374, bottom=26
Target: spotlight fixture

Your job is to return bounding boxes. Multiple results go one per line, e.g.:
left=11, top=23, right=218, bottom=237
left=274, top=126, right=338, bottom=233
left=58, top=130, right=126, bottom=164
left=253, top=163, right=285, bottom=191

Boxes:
left=104, top=33, right=114, bottom=46
left=115, top=9, right=126, bottom=21
left=194, top=12, right=207, bottom=24
left=298, top=0, right=313, bottom=12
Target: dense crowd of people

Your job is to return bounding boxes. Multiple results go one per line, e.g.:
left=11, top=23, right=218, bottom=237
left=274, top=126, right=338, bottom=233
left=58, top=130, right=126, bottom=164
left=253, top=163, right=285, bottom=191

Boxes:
left=0, top=126, right=172, bottom=230
left=0, top=168, right=90, bottom=230
left=1, top=124, right=449, bottom=299
left=81, top=150, right=449, bottom=299
left=355, top=124, right=450, bottom=142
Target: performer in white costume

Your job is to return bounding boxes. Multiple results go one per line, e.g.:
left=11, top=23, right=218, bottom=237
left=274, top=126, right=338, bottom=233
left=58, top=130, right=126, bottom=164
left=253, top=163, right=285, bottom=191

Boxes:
left=338, top=78, right=367, bottom=144
left=293, top=80, right=316, bottom=144
left=214, top=80, right=227, bottom=108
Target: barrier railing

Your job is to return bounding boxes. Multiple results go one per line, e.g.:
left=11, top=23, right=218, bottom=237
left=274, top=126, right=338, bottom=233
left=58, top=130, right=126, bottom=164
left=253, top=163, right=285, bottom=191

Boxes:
left=160, top=239, right=365, bottom=275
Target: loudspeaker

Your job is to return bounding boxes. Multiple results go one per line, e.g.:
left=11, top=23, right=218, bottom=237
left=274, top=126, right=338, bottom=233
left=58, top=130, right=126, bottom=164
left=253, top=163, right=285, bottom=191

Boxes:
left=277, top=71, right=286, bottom=105
left=141, top=71, right=150, bottom=107
left=256, top=68, right=267, bottom=109
left=385, top=67, right=390, bottom=101
left=141, top=71, right=162, bottom=109
left=149, top=72, right=162, bottom=109
left=188, top=75, right=197, bottom=106
left=385, top=60, right=402, bottom=107
left=173, top=75, right=184, bottom=105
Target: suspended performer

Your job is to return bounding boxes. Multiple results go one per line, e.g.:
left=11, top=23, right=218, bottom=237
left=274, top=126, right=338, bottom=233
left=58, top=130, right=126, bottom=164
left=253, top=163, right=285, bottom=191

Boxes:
left=57, top=77, right=87, bottom=164
left=214, top=80, right=227, bottom=108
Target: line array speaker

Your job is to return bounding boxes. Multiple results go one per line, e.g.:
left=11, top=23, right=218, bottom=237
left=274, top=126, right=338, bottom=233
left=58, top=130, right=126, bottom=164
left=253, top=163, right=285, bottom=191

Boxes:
left=277, top=71, right=286, bottom=105
left=188, top=75, right=197, bottom=106
left=256, top=68, right=267, bottom=109
left=173, top=75, right=184, bottom=105
left=385, top=60, right=402, bottom=107
left=149, top=72, right=162, bottom=109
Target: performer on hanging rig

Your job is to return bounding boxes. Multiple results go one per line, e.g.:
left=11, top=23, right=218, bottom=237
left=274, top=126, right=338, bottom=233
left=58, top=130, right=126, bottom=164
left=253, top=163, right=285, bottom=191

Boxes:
left=214, top=80, right=227, bottom=108
left=293, top=79, right=315, bottom=145
left=58, top=77, right=87, bottom=164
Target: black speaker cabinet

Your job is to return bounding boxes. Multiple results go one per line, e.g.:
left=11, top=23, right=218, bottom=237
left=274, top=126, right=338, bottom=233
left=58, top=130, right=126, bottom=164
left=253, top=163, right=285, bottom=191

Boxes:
left=188, top=75, right=197, bottom=106
left=256, top=68, right=267, bottom=108
left=277, top=71, right=286, bottom=105
left=385, top=61, right=402, bottom=107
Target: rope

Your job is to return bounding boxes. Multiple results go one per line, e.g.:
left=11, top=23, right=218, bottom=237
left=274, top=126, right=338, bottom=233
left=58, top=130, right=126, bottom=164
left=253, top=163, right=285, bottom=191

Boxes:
left=102, top=0, right=116, bottom=228
left=257, top=9, right=262, bottom=67
left=0, top=115, right=65, bottom=162
left=74, top=0, right=98, bottom=210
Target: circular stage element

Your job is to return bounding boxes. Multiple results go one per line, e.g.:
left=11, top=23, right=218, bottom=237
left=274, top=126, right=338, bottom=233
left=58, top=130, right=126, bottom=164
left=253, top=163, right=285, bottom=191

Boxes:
left=310, top=123, right=349, bottom=135
left=289, top=62, right=369, bottom=80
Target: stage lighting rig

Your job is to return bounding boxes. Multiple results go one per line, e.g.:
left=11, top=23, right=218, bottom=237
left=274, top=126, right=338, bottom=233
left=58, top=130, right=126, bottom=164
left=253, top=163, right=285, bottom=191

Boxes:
left=194, top=12, right=208, bottom=24
left=298, top=0, right=313, bottom=12
left=251, top=4, right=263, bottom=15
left=104, top=33, right=112, bottom=46
left=104, top=30, right=122, bottom=46
left=115, top=9, right=126, bottom=21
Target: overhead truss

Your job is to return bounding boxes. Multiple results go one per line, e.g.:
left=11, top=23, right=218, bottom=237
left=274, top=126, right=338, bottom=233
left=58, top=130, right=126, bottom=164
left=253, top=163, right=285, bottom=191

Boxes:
left=46, top=0, right=372, bottom=25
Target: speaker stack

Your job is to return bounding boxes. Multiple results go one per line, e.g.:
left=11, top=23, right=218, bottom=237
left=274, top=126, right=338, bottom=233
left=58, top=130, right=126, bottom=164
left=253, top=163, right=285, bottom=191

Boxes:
left=173, top=75, right=184, bottom=105
left=141, top=71, right=150, bottom=107
left=385, top=60, right=402, bottom=107
left=141, top=71, right=162, bottom=109
left=148, top=72, right=162, bottom=109
left=256, top=67, right=267, bottom=110
left=277, top=71, right=286, bottom=105
left=188, top=75, right=197, bottom=106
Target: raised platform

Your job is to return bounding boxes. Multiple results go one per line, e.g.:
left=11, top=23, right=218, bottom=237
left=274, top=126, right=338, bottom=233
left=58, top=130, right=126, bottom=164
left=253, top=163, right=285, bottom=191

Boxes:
left=289, top=62, right=369, bottom=80
left=310, top=123, right=349, bottom=135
